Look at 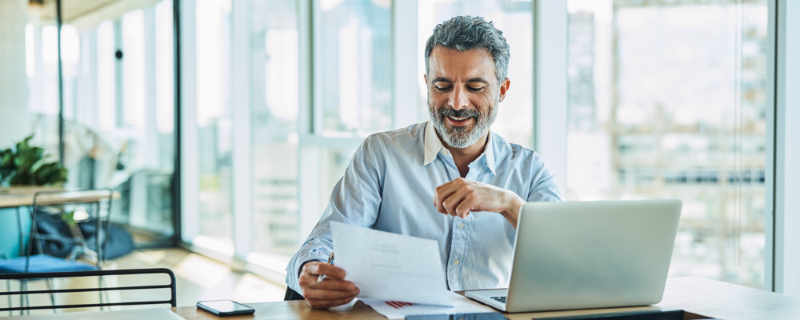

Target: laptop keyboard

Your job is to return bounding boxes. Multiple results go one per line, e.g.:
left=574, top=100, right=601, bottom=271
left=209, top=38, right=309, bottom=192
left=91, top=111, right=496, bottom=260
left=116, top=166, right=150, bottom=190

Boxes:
left=491, top=296, right=507, bottom=303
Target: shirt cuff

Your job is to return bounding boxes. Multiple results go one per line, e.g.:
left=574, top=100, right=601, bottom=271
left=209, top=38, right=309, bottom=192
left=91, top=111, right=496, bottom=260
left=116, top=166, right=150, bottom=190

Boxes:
left=285, top=247, right=332, bottom=295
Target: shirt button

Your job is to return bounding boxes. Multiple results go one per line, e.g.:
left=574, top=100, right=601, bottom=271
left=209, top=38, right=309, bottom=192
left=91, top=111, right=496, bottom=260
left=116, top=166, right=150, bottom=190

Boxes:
left=458, top=223, right=465, bottom=229
left=453, top=260, right=460, bottom=265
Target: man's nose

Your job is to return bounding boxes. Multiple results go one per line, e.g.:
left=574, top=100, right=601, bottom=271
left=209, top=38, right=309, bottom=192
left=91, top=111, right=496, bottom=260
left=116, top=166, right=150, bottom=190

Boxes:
left=448, top=86, right=470, bottom=110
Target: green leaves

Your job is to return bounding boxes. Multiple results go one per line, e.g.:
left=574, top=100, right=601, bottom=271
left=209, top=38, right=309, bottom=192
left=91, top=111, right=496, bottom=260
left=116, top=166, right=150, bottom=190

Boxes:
left=62, top=210, right=78, bottom=228
left=0, top=135, right=68, bottom=186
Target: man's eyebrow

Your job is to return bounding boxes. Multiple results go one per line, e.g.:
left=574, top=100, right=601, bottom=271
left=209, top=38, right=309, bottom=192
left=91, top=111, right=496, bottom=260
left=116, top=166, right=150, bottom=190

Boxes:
left=467, top=78, right=490, bottom=85
left=432, top=77, right=489, bottom=84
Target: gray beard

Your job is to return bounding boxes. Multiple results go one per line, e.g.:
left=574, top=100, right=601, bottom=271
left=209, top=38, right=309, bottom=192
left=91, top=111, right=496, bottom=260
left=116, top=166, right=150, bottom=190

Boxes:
left=429, top=101, right=498, bottom=149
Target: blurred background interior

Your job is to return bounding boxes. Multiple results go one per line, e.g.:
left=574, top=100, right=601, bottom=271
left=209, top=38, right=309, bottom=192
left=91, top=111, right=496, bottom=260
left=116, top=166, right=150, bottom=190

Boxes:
left=0, top=0, right=782, bottom=312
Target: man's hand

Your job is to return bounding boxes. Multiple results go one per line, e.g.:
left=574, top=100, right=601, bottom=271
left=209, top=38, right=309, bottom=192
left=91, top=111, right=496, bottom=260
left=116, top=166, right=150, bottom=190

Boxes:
left=298, top=262, right=360, bottom=308
left=433, top=178, right=525, bottom=228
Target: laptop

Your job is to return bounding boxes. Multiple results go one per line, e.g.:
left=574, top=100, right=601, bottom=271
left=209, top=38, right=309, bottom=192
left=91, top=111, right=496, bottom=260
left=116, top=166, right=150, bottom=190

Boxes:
left=465, top=199, right=682, bottom=313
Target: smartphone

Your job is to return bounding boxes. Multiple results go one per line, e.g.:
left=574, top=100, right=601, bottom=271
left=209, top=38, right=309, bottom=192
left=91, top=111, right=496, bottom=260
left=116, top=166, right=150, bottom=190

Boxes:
left=196, top=300, right=255, bottom=316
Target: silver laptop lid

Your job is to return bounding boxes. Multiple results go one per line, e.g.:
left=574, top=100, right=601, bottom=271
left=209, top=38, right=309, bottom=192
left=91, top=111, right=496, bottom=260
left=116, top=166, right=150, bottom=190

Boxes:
left=505, top=199, right=682, bottom=312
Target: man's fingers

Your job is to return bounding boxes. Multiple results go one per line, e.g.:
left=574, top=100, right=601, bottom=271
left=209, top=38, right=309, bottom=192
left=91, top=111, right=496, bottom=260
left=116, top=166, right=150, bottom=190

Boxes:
left=435, top=178, right=467, bottom=214
left=303, top=287, right=359, bottom=301
left=307, top=296, right=357, bottom=309
left=435, top=186, right=456, bottom=214
left=442, top=189, right=470, bottom=216
left=304, top=262, right=346, bottom=279
left=309, top=278, right=357, bottom=291
left=454, top=192, right=477, bottom=218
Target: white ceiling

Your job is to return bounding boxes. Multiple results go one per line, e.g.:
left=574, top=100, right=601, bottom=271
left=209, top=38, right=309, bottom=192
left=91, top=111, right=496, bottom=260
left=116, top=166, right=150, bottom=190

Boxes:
left=33, top=0, right=161, bottom=32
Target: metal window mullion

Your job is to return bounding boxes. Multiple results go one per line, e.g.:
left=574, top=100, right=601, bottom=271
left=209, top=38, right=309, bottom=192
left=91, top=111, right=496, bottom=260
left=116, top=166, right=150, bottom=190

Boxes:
left=297, top=0, right=322, bottom=245
left=144, top=7, right=159, bottom=168
left=768, top=0, right=800, bottom=296
left=231, top=0, right=253, bottom=258
left=178, top=0, right=199, bottom=243
left=532, top=0, right=568, bottom=197
left=764, top=0, right=777, bottom=293
left=311, top=0, right=324, bottom=135
left=392, top=0, right=418, bottom=129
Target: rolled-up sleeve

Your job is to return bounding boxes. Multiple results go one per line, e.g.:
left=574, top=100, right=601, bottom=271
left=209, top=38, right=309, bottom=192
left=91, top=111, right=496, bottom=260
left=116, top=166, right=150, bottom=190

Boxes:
left=284, top=135, right=385, bottom=295
left=527, top=153, right=563, bottom=203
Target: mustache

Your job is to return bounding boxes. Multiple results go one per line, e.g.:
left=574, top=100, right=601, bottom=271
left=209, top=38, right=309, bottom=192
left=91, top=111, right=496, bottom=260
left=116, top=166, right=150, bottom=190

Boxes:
left=437, top=107, right=481, bottom=120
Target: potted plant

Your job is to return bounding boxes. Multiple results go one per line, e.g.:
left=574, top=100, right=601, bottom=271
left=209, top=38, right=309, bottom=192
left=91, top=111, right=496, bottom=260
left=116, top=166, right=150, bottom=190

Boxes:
left=0, top=135, right=68, bottom=258
left=0, top=135, right=67, bottom=187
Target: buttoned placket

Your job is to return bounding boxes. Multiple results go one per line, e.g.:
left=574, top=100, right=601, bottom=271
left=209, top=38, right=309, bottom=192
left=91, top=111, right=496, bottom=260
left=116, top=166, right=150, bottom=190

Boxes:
left=438, top=152, right=487, bottom=291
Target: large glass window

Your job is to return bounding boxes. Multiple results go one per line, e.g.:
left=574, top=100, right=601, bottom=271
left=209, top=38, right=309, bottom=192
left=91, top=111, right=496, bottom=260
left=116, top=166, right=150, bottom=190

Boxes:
left=315, top=0, right=393, bottom=135
left=26, top=1, right=176, bottom=239
left=250, top=0, right=301, bottom=257
left=417, top=0, right=534, bottom=148
left=566, top=0, right=768, bottom=288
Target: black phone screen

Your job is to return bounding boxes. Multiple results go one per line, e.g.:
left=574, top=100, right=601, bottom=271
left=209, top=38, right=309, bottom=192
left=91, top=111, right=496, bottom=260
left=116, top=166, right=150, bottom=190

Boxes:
left=197, top=300, right=255, bottom=316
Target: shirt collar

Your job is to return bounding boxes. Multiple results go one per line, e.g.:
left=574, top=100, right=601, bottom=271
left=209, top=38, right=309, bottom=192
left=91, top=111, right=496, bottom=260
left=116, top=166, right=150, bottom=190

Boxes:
left=423, top=121, right=496, bottom=175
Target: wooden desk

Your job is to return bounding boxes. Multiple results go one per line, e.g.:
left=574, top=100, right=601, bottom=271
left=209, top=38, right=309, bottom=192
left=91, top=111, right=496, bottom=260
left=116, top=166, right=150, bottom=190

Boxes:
left=5, top=277, right=800, bottom=320
left=0, top=188, right=120, bottom=208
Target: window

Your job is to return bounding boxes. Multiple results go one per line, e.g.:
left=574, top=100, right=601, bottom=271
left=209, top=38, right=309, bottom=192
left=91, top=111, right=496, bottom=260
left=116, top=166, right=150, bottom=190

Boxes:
left=315, top=0, right=393, bottom=135
left=186, top=0, right=538, bottom=272
left=566, top=0, right=768, bottom=288
left=26, top=0, right=176, bottom=238
left=194, top=0, right=234, bottom=253
left=250, top=0, right=301, bottom=257
left=182, top=0, right=391, bottom=265
left=177, top=1, right=781, bottom=292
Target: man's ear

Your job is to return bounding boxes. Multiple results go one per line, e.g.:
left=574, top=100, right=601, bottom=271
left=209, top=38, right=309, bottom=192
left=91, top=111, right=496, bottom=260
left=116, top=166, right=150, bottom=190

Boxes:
left=498, top=78, right=511, bottom=102
left=424, top=74, right=428, bottom=85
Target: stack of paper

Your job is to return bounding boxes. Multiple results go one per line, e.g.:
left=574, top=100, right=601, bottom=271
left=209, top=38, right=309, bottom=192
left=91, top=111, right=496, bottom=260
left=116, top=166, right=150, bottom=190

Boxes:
left=360, top=292, right=496, bottom=320
left=330, top=222, right=498, bottom=319
left=331, top=221, right=452, bottom=306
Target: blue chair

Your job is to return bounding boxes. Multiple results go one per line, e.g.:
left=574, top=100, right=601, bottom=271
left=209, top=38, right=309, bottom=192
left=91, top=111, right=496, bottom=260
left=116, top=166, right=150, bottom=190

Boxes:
left=0, top=190, right=112, bottom=315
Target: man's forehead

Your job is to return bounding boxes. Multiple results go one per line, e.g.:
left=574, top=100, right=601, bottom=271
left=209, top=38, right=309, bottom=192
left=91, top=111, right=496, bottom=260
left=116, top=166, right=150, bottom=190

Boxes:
left=428, top=46, right=496, bottom=82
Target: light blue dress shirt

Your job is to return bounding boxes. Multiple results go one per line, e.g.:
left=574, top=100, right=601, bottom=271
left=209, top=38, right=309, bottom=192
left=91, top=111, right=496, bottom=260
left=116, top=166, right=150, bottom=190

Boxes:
left=285, top=121, right=563, bottom=294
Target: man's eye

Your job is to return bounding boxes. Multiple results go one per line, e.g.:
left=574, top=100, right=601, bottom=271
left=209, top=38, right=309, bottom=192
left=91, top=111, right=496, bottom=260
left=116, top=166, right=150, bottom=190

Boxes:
left=468, top=87, right=484, bottom=91
left=435, top=86, right=451, bottom=91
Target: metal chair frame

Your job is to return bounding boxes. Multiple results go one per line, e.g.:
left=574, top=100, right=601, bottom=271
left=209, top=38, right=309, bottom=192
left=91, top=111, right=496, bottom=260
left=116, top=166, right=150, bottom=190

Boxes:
left=28, top=189, right=115, bottom=266
left=0, top=268, right=177, bottom=312
left=2, top=189, right=114, bottom=315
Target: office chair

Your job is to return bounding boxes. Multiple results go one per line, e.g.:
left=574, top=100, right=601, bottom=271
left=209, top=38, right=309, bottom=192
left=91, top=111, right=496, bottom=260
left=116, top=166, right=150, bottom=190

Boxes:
left=0, top=268, right=177, bottom=313
left=284, top=287, right=305, bottom=301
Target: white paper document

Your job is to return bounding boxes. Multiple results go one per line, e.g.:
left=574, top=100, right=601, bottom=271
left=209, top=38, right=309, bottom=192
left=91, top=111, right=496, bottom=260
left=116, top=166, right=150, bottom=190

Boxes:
left=360, top=292, right=496, bottom=320
left=331, top=221, right=452, bottom=306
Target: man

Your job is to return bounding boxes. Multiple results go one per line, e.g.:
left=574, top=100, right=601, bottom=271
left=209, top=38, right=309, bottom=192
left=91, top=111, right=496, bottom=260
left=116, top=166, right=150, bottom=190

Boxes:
left=286, top=16, right=562, bottom=308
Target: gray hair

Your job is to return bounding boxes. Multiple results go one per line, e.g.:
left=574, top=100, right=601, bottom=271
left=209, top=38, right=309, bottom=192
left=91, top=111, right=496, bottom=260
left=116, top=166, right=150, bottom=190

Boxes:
left=424, top=16, right=510, bottom=85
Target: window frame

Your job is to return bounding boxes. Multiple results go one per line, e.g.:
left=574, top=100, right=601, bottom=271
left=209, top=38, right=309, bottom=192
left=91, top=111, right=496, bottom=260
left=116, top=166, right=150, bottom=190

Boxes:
left=174, top=0, right=799, bottom=295
left=765, top=0, right=800, bottom=295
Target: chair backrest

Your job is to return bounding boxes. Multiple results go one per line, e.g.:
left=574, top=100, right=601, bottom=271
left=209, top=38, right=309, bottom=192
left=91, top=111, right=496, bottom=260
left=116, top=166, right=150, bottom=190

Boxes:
left=28, top=189, right=115, bottom=269
left=0, top=268, right=177, bottom=312
left=284, top=287, right=305, bottom=301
